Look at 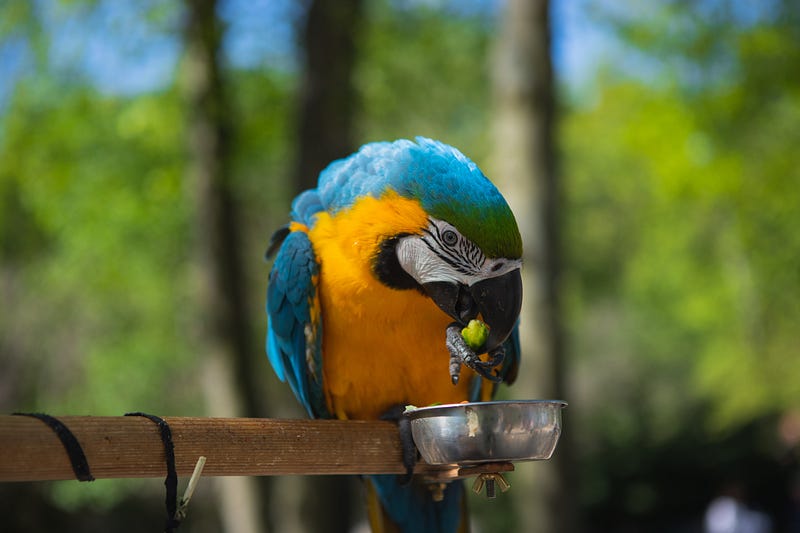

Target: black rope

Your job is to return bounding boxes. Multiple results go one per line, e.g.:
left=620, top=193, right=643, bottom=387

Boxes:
left=13, top=412, right=95, bottom=482
left=125, top=412, right=180, bottom=533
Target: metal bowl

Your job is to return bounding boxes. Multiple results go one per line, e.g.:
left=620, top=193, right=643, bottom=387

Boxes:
left=405, top=400, right=567, bottom=466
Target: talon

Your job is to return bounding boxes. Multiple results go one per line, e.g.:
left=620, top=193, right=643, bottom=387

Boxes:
left=449, top=353, right=462, bottom=385
left=445, top=322, right=504, bottom=383
left=474, top=364, right=502, bottom=383
left=484, top=345, right=506, bottom=368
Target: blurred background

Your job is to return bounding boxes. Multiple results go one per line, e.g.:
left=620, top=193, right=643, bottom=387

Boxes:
left=1, top=0, right=799, bottom=532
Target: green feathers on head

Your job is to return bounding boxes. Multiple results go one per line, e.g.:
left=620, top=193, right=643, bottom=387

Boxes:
left=427, top=195, right=522, bottom=259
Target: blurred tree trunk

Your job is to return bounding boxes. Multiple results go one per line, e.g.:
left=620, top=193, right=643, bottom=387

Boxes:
left=490, top=1, right=578, bottom=532
left=182, top=1, right=268, bottom=532
left=293, top=0, right=363, bottom=194
left=283, top=1, right=364, bottom=533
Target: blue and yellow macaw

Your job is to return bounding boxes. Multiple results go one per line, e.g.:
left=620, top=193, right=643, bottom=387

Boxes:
left=266, top=137, right=522, bottom=533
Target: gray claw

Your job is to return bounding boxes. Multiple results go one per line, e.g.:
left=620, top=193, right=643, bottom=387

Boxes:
left=449, top=352, right=462, bottom=385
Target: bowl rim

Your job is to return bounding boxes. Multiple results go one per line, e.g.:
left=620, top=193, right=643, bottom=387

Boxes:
left=404, top=399, right=568, bottom=419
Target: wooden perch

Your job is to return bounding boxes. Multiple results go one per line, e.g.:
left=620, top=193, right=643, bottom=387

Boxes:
left=0, top=415, right=512, bottom=482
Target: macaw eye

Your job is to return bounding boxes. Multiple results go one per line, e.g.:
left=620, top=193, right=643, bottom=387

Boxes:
left=442, top=230, right=458, bottom=246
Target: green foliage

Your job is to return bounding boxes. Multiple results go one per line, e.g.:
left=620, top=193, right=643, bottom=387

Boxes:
left=0, top=81, right=194, bottom=415
left=0, top=50, right=295, bottom=521
left=566, top=0, right=800, bottom=432
left=564, top=1, right=800, bottom=526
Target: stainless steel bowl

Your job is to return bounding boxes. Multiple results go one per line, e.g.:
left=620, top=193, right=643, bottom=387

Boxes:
left=405, top=400, right=567, bottom=466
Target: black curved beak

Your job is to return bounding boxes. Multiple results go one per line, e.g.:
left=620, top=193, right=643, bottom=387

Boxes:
left=424, top=268, right=522, bottom=353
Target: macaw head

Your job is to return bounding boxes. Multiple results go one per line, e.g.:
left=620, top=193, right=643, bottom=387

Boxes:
left=392, top=215, right=522, bottom=355
left=313, top=137, right=522, bottom=354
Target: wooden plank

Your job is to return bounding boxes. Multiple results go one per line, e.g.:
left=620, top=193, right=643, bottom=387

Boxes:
left=0, top=416, right=454, bottom=482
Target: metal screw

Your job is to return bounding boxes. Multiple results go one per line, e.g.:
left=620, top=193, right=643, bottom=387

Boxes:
left=486, top=477, right=496, bottom=498
left=472, top=473, right=511, bottom=499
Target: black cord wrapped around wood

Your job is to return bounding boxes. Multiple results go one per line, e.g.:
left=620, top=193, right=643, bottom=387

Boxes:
left=125, top=412, right=180, bottom=533
left=12, top=412, right=95, bottom=482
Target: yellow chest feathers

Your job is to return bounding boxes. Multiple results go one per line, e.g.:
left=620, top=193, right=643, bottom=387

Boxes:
left=307, top=193, right=475, bottom=419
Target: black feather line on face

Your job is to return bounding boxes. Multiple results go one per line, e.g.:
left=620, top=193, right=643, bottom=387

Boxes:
left=421, top=229, right=474, bottom=275
left=422, top=223, right=484, bottom=275
left=460, top=237, right=484, bottom=270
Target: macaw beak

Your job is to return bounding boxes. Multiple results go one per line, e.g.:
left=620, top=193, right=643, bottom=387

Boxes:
left=424, top=268, right=522, bottom=353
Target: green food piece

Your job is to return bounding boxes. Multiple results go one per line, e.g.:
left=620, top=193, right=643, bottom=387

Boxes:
left=461, top=319, right=489, bottom=351
left=404, top=403, right=442, bottom=414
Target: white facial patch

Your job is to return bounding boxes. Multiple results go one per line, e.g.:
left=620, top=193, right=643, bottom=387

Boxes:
left=395, top=218, right=521, bottom=286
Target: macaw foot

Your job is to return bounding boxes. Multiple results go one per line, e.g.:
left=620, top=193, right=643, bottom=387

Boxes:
left=445, top=323, right=505, bottom=385
left=380, top=404, right=417, bottom=486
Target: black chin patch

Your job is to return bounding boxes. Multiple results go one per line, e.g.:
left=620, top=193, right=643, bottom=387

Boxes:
left=372, top=234, right=423, bottom=292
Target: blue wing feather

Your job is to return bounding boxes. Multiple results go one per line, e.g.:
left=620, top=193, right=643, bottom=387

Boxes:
left=266, top=229, right=329, bottom=418
left=266, top=325, right=285, bottom=382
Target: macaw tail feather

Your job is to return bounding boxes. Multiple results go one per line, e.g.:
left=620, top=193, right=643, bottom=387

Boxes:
left=365, top=475, right=469, bottom=533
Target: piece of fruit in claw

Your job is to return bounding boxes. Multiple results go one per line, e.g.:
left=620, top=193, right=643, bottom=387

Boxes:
left=461, top=319, right=489, bottom=351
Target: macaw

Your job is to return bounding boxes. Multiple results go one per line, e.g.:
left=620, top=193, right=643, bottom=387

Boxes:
left=266, top=137, right=522, bottom=533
